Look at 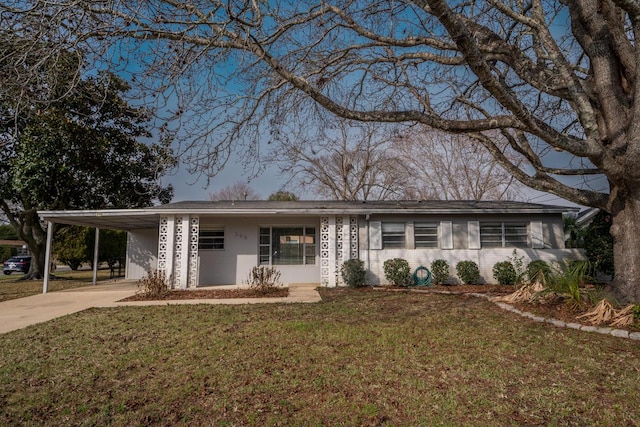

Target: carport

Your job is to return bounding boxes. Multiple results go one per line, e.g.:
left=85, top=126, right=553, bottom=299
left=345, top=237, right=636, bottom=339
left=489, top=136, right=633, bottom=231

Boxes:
left=38, top=209, right=162, bottom=293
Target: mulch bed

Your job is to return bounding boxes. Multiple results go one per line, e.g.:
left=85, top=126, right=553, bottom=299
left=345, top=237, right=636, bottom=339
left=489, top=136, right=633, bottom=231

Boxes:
left=121, top=287, right=288, bottom=301
left=378, top=283, right=514, bottom=295
left=376, top=284, right=640, bottom=333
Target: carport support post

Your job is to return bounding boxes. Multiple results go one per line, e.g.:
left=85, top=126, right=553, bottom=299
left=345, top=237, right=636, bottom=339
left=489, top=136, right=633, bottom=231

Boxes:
left=92, top=228, right=100, bottom=286
left=42, top=221, right=54, bottom=294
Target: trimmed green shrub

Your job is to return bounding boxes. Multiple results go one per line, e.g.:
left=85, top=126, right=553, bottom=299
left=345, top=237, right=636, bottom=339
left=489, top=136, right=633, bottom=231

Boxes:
left=430, top=259, right=450, bottom=285
left=492, top=261, right=517, bottom=285
left=456, top=260, right=481, bottom=285
left=383, top=258, right=412, bottom=286
left=341, top=259, right=367, bottom=287
left=526, top=260, right=552, bottom=285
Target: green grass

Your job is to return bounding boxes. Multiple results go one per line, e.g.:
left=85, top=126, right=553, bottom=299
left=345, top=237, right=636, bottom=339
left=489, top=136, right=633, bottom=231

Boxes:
left=1, top=288, right=640, bottom=425
left=0, top=269, right=117, bottom=302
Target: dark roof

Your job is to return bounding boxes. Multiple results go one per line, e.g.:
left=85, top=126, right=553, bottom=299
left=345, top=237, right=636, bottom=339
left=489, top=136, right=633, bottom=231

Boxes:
left=38, top=200, right=577, bottom=231
left=152, top=199, right=576, bottom=213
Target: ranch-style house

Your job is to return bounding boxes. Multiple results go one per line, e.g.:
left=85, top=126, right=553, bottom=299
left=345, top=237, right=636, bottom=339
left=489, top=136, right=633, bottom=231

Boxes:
left=38, top=200, right=582, bottom=288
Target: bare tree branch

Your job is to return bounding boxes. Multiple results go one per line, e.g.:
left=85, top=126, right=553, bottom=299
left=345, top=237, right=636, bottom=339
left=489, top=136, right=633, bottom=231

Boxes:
left=7, top=0, right=640, bottom=300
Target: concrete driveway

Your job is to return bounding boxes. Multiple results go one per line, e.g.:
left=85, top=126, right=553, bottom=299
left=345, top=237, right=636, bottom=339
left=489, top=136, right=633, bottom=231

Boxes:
left=0, top=281, right=138, bottom=334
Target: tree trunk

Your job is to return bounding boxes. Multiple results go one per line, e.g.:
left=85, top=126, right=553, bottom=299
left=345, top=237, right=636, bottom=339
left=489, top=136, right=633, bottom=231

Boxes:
left=25, top=241, right=47, bottom=280
left=0, top=204, right=49, bottom=281
left=610, top=187, right=640, bottom=304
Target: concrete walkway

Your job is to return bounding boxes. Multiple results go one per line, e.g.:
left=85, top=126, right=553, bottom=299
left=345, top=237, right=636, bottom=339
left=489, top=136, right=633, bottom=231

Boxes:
left=0, top=282, right=322, bottom=335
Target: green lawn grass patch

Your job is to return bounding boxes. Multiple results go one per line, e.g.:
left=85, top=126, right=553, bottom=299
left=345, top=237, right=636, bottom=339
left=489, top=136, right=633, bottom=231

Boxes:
left=1, top=288, right=639, bottom=425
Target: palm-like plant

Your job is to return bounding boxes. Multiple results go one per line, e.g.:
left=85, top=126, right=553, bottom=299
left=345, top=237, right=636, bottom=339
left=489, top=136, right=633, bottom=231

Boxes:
left=563, top=214, right=584, bottom=249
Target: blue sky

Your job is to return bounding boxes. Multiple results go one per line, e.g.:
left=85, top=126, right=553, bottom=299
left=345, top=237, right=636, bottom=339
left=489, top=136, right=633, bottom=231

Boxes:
left=163, top=150, right=586, bottom=208
left=166, top=153, right=290, bottom=201
left=106, top=3, right=592, bottom=209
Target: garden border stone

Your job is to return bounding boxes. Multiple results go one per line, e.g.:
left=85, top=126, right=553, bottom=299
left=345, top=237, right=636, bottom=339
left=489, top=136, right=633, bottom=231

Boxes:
left=374, top=287, right=640, bottom=341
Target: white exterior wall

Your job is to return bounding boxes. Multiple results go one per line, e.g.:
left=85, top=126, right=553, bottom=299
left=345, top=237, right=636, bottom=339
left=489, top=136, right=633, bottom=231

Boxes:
left=359, top=213, right=582, bottom=285
left=363, top=247, right=584, bottom=285
left=124, top=210, right=574, bottom=287
left=126, top=229, right=158, bottom=280
left=476, top=248, right=584, bottom=283
left=198, top=216, right=320, bottom=286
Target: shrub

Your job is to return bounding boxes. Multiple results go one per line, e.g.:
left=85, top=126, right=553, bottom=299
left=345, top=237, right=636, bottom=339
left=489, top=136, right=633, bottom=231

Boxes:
left=507, top=250, right=527, bottom=286
left=430, top=259, right=450, bottom=285
left=493, top=261, right=517, bottom=285
left=0, top=246, right=17, bottom=264
left=341, top=259, right=367, bottom=287
left=383, top=258, right=412, bottom=286
left=54, top=225, right=90, bottom=270
left=456, top=260, right=481, bottom=285
left=583, top=211, right=613, bottom=277
left=547, top=259, right=593, bottom=309
left=138, top=269, right=171, bottom=298
left=526, top=260, right=552, bottom=285
left=246, top=265, right=282, bottom=295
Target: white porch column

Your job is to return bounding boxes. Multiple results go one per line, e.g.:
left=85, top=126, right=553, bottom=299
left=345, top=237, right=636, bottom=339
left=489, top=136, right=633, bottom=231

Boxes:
left=92, top=228, right=100, bottom=286
left=173, top=216, right=190, bottom=289
left=336, top=216, right=350, bottom=286
left=340, top=216, right=351, bottom=260
left=157, top=215, right=175, bottom=284
left=349, top=216, right=359, bottom=260
left=42, top=221, right=54, bottom=294
left=327, top=216, right=337, bottom=287
left=187, top=216, right=199, bottom=289
left=320, top=216, right=332, bottom=287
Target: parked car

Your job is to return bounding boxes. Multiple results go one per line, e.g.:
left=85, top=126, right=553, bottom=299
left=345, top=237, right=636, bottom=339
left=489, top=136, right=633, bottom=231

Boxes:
left=3, top=255, right=31, bottom=275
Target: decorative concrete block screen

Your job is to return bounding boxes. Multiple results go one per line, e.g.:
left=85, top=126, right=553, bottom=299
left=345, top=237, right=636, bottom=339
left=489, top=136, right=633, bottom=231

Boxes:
left=158, top=215, right=199, bottom=289
left=320, top=215, right=358, bottom=287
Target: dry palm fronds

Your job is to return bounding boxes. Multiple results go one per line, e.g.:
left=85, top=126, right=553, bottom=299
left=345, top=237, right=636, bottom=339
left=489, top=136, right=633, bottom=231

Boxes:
left=492, top=281, right=545, bottom=304
left=576, top=299, right=615, bottom=325
left=531, top=291, right=564, bottom=305
left=610, top=305, right=636, bottom=328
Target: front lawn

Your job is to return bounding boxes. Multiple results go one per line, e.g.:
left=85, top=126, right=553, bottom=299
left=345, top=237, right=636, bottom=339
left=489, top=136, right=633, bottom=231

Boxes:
left=1, top=288, right=639, bottom=425
left=0, top=269, right=115, bottom=302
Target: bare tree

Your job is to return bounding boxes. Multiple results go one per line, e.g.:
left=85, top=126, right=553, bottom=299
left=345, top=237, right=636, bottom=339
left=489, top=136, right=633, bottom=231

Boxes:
left=270, top=119, right=409, bottom=201
left=394, top=127, right=525, bottom=201
left=4, top=1, right=640, bottom=301
left=268, top=191, right=298, bottom=201
left=209, top=182, right=260, bottom=201
left=0, top=8, right=88, bottom=144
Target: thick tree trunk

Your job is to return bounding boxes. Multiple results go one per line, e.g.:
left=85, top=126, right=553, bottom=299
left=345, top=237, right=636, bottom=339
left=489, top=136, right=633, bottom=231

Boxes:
left=24, top=241, right=46, bottom=280
left=609, top=188, right=640, bottom=304
left=0, top=204, right=49, bottom=281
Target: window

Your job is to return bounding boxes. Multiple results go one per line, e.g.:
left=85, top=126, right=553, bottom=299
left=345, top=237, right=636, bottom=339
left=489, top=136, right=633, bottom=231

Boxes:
left=259, top=226, right=316, bottom=265
left=480, top=222, right=528, bottom=248
left=382, top=222, right=406, bottom=248
left=414, top=223, right=438, bottom=248
left=199, top=227, right=224, bottom=250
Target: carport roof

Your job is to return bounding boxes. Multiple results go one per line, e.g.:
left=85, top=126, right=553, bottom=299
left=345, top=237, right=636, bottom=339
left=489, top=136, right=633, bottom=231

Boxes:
left=38, top=200, right=579, bottom=231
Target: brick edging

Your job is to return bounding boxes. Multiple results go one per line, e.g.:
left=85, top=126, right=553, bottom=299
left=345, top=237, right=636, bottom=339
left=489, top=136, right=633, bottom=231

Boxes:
left=373, top=287, right=640, bottom=341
